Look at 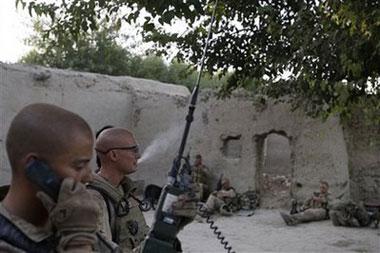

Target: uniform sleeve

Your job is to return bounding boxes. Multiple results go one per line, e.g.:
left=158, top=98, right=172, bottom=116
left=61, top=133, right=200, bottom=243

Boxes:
left=0, top=240, right=26, bottom=253
left=320, top=192, right=332, bottom=209
left=325, top=193, right=333, bottom=204
left=87, top=189, right=113, bottom=241
left=301, top=196, right=313, bottom=210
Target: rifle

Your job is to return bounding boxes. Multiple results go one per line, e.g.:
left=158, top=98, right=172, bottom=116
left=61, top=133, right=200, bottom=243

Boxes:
left=216, top=173, right=224, bottom=191
left=141, top=1, right=219, bottom=252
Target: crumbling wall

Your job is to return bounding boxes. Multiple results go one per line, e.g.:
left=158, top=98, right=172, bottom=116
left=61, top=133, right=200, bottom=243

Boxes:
left=0, top=63, right=189, bottom=186
left=190, top=90, right=350, bottom=201
left=342, top=114, right=380, bottom=202
left=1, top=63, right=378, bottom=203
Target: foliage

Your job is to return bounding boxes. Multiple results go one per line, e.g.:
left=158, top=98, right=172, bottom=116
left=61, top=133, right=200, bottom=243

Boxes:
left=21, top=20, right=224, bottom=90
left=22, top=20, right=134, bottom=75
left=17, top=0, right=380, bottom=122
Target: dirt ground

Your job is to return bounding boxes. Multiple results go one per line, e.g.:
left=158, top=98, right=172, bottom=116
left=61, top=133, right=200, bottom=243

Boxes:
left=144, top=209, right=380, bottom=253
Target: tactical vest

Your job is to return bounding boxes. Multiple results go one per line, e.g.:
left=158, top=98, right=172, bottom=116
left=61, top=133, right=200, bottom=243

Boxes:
left=191, top=165, right=208, bottom=185
left=0, top=213, right=55, bottom=253
left=88, top=176, right=149, bottom=251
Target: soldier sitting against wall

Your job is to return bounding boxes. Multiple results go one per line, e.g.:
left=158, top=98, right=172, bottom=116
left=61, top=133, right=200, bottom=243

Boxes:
left=280, top=180, right=332, bottom=226
left=204, top=177, right=237, bottom=216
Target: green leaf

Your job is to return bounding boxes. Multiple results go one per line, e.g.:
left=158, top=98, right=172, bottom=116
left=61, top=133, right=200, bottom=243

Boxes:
left=161, top=10, right=175, bottom=24
left=143, top=22, right=155, bottom=32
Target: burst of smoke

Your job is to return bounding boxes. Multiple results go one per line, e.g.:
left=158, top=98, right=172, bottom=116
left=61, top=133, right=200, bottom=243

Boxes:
left=138, top=125, right=183, bottom=165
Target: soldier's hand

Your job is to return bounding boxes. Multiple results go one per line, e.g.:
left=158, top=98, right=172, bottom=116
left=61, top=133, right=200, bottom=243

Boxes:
left=37, top=177, right=99, bottom=251
left=171, top=193, right=198, bottom=231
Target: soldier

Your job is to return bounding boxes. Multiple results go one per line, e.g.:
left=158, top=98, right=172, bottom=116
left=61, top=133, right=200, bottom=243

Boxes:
left=280, top=180, right=331, bottom=226
left=0, top=103, right=100, bottom=252
left=88, top=127, right=195, bottom=252
left=191, top=154, right=211, bottom=202
left=329, top=199, right=378, bottom=227
left=205, top=177, right=236, bottom=216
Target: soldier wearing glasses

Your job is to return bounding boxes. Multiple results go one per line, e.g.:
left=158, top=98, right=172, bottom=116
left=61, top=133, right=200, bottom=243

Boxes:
left=87, top=127, right=149, bottom=252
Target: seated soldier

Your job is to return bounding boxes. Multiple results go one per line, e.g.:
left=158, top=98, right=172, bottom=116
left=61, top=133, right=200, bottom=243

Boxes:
left=205, top=177, right=236, bottom=216
left=329, top=199, right=379, bottom=228
left=0, top=103, right=100, bottom=252
left=280, top=180, right=331, bottom=226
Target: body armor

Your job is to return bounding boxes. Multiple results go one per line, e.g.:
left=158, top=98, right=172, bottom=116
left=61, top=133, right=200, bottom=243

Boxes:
left=88, top=176, right=149, bottom=252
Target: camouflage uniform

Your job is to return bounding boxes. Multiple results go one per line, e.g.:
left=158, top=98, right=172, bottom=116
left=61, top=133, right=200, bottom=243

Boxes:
left=0, top=203, right=53, bottom=253
left=88, top=174, right=149, bottom=253
left=0, top=193, right=118, bottom=253
left=239, top=191, right=259, bottom=211
left=281, top=192, right=331, bottom=225
left=329, top=200, right=371, bottom=227
left=191, top=164, right=210, bottom=202
left=205, top=188, right=236, bottom=216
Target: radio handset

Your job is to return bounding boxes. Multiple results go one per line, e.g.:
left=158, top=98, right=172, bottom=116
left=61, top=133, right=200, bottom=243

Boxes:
left=26, top=159, right=62, bottom=201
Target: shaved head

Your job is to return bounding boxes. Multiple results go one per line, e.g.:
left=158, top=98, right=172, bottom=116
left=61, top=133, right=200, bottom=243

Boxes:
left=96, top=128, right=134, bottom=153
left=95, top=127, right=140, bottom=178
left=6, top=103, right=93, bottom=170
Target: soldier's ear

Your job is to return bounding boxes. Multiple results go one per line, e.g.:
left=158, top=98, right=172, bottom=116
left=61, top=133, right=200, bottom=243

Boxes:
left=23, top=153, right=39, bottom=165
left=21, top=153, right=39, bottom=172
left=109, top=150, right=118, bottom=161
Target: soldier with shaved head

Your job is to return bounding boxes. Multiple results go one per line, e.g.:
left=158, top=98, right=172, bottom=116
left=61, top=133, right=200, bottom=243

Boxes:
left=88, top=127, right=149, bottom=252
left=88, top=127, right=196, bottom=252
left=0, top=103, right=99, bottom=252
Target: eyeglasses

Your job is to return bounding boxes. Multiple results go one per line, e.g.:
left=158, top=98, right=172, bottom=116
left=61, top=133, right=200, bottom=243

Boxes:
left=96, top=145, right=139, bottom=154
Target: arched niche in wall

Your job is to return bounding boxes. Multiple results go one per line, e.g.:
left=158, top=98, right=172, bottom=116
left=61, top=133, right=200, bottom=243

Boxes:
left=254, top=130, right=294, bottom=209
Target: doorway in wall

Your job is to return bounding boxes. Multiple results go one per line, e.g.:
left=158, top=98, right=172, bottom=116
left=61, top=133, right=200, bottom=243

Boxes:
left=255, top=131, right=293, bottom=209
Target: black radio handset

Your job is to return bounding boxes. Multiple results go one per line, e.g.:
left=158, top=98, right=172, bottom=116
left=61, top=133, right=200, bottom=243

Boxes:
left=26, top=159, right=62, bottom=201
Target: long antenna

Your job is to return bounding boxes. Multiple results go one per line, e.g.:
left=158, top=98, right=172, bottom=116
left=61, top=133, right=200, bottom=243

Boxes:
left=168, top=0, right=219, bottom=185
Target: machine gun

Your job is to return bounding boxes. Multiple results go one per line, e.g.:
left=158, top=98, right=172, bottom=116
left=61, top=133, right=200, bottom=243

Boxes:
left=141, top=1, right=235, bottom=252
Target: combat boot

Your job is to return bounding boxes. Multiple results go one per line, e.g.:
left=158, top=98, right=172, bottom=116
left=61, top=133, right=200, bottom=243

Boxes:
left=280, top=211, right=297, bottom=226
left=369, top=209, right=379, bottom=228
left=220, top=204, right=233, bottom=216
left=290, top=199, right=298, bottom=214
